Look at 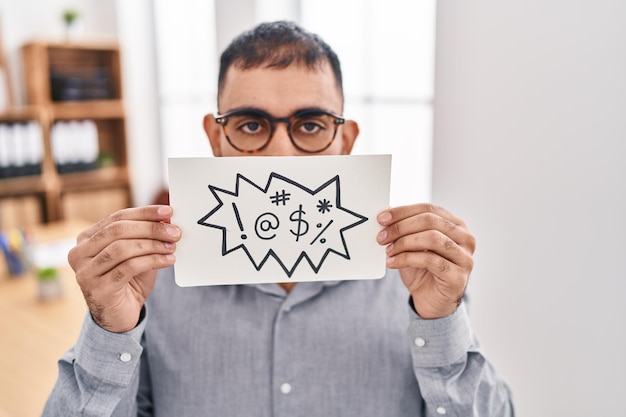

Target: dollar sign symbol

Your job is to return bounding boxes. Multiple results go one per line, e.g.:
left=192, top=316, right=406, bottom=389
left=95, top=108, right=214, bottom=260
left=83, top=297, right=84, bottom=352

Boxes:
left=289, top=204, right=309, bottom=242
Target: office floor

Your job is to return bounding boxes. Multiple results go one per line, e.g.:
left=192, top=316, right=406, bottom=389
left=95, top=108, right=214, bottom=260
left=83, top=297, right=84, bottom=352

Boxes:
left=0, top=221, right=88, bottom=417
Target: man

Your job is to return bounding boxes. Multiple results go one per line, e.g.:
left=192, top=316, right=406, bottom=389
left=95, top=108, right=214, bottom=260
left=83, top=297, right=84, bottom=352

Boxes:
left=43, top=21, right=514, bottom=416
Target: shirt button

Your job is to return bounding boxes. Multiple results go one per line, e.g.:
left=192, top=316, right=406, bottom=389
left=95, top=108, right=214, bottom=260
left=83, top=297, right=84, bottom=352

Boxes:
left=414, top=337, right=426, bottom=347
left=280, top=382, right=292, bottom=394
left=119, top=352, right=132, bottom=362
left=436, top=406, right=447, bottom=414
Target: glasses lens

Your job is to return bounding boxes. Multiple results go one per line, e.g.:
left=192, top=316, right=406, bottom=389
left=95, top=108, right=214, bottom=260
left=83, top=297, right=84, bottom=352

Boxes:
left=291, top=112, right=337, bottom=152
left=224, top=112, right=272, bottom=151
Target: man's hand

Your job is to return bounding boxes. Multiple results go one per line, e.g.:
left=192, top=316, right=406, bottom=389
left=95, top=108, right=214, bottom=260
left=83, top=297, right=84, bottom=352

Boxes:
left=377, top=204, right=476, bottom=319
left=68, top=205, right=181, bottom=333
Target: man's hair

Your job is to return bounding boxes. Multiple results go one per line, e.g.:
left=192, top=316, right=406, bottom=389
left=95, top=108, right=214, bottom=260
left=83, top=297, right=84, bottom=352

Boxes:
left=218, top=21, right=343, bottom=101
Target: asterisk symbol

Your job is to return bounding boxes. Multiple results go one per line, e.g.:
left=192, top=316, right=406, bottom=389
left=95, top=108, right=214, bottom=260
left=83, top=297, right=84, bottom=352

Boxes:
left=317, top=198, right=333, bottom=214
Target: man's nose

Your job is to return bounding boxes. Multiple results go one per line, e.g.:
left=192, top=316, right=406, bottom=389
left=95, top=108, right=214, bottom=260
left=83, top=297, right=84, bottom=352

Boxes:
left=264, top=123, right=298, bottom=156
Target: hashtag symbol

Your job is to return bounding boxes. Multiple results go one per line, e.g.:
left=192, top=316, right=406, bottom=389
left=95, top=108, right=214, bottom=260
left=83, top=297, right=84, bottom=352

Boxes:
left=270, top=189, right=291, bottom=206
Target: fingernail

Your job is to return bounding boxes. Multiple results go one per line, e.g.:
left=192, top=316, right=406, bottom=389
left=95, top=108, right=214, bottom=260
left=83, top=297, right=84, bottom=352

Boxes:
left=386, top=256, right=395, bottom=265
left=165, top=254, right=176, bottom=262
left=377, top=230, right=387, bottom=242
left=378, top=212, right=392, bottom=224
left=385, top=243, right=394, bottom=253
left=158, top=206, right=173, bottom=217
left=167, top=226, right=180, bottom=238
left=164, top=242, right=175, bottom=250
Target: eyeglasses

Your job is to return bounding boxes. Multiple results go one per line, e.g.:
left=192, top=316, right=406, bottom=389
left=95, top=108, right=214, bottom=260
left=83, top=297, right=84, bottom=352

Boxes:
left=214, top=108, right=345, bottom=154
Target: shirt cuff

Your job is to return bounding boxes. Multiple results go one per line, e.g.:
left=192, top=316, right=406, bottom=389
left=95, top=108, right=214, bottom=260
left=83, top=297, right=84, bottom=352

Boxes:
left=73, top=307, right=147, bottom=386
left=406, top=301, right=473, bottom=367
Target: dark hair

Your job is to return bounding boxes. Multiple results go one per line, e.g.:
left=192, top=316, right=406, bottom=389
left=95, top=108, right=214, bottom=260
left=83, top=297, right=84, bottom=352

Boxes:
left=218, top=21, right=343, bottom=101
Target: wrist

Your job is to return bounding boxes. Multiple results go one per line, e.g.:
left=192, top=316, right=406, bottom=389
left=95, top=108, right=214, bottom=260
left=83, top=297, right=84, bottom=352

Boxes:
left=89, top=305, right=146, bottom=333
left=409, top=295, right=460, bottom=320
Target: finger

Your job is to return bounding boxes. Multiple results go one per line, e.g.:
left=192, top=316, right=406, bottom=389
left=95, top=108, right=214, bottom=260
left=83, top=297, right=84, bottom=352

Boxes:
left=77, top=205, right=174, bottom=244
left=87, top=238, right=176, bottom=278
left=377, top=211, right=476, bottom=253
left=102, top=253, right=176, bottom=285
left=385, top=230, right=474, bottom=270
left=78, top=252, right=176, bottom=294
left=72, top=219, right=181, bottom=261
left=378, top=203, right=468, bottom=229
left=387, top=250, right=469, bottom=290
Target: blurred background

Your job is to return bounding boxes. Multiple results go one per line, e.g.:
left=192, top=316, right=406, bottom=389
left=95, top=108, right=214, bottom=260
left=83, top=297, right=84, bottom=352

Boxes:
left=0, top=0, right=624, bottom=416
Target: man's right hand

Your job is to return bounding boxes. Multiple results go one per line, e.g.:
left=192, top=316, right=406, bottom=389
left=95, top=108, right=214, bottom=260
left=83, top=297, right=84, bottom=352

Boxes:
left=68, top=205, right=180, bottom=333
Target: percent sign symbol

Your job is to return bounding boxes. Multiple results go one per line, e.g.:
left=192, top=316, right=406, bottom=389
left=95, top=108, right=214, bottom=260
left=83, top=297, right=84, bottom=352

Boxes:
left=310, top=220, right=334, bottom=245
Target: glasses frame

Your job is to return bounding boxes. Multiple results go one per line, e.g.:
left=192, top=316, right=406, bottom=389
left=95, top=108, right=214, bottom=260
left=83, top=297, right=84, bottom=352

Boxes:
left=214, top=108, right=345, bottom=154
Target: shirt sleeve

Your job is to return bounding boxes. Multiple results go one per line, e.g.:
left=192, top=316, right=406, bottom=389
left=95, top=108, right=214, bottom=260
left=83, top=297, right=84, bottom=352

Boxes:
left=407, top=301, right=515, bottom=417
left=41, top=309, right=148, bottom=417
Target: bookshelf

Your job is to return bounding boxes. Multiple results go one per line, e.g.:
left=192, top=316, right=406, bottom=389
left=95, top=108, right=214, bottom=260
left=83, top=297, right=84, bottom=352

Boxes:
left=0, top=41, right=132, bottom=229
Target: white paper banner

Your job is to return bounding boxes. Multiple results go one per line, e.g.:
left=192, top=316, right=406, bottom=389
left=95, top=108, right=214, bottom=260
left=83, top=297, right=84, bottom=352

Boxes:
left=168, top=155, right=391, bottom=286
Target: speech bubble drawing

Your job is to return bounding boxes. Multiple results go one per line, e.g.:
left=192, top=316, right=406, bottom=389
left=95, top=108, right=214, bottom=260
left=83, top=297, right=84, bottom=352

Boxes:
left=198, top=173, right=367, bottom=277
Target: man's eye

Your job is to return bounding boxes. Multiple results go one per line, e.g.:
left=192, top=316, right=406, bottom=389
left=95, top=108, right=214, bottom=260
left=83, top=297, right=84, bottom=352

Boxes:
left=294, top=118, right=328, bottom=135
left=233, top=118, right=267, bottom=135
left=301, top=122, right=321, bottom=133
left=242, top=122, right=261, bottom=133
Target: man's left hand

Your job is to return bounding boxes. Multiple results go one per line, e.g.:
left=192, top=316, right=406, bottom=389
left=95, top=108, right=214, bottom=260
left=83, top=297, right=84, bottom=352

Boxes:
left=377, top=204, right=476, bottom=319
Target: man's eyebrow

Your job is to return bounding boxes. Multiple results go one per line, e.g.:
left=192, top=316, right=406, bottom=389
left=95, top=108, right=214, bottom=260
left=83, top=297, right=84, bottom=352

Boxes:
left=220, top=106, right=336, bottom=117
left=292, top=107, right=333, bottom=114
left=218, top=107, right=267, bottom=115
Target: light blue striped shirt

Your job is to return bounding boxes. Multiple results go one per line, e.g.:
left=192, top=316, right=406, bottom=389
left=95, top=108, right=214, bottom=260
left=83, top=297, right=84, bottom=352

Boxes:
left=42, top=267, right=514, bottom=416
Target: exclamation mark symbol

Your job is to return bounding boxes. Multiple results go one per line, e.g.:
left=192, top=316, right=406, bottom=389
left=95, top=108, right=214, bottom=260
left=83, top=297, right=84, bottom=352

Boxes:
left=232, top=202, right=247, bottom=239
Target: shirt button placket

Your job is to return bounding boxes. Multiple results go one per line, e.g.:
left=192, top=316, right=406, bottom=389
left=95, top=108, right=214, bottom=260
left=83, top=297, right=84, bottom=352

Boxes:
left=273, top=303, right=295, bottom=417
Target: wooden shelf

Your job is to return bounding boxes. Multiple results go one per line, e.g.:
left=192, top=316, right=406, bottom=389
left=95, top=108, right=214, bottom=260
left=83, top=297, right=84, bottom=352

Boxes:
left=0, top=105, right=43, bottom=122
left=52, top=99, right=124, bottom=120
left=33, top=40, right=121, bottom=51
left=59, top=166, right=129, bottom=191
left=0, top=175, right=46, bottom=197
left=0, top=41, right=133, bottom=227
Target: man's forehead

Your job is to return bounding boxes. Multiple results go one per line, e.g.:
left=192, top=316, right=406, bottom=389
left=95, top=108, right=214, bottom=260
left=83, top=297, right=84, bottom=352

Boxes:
left=218, top=63, right=343, bottom=114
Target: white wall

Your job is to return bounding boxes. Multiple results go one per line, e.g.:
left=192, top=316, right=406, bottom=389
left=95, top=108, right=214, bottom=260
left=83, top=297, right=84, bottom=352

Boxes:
left=115, top=0, right=164, bottom=207
left=433, top=1, right=626, bottom=416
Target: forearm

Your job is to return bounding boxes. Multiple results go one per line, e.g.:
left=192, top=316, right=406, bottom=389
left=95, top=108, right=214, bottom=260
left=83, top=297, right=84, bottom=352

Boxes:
left=42, top=313, right=146, bottom=416
left=408, top=303, right=514, bottom=416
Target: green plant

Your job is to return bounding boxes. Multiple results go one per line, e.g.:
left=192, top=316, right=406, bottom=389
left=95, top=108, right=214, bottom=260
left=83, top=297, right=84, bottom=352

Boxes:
left=37, top=267, right=59, bottom=282
left=62, top=9, right=79, bottom=25
left=97, top=151, right=115, bottom=167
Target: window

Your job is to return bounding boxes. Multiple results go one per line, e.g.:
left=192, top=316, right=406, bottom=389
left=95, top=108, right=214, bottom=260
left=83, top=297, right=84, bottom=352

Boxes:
left=153, top=0, right=436, bottom=205
left=300, top=0, right=435, bottom=205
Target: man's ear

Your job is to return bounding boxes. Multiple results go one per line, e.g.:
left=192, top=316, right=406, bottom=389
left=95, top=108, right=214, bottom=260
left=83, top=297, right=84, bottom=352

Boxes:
left=340, top=120, right=359, bottom=155
left=203, top=114, right=223, bottom=157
